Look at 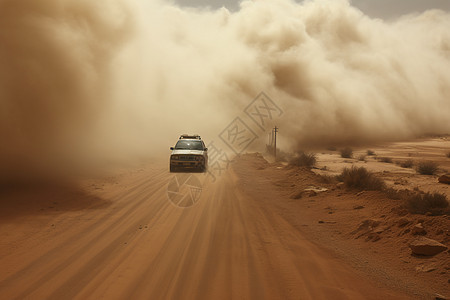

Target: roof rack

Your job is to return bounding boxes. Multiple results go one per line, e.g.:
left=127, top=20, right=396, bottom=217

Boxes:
left=179, top=134, right=201, bottom=140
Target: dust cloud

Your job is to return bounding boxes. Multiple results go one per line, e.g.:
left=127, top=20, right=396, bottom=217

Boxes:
left=1, top=0, right=450, bottom=179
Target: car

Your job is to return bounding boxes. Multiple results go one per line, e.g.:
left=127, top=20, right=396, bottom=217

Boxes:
left=169, top=134, right=208, bottom=172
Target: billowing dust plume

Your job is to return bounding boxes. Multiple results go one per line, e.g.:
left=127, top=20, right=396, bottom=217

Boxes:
left=1, top=0, right=450, bottom=178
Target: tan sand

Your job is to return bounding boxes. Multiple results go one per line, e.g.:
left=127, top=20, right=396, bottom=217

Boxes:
left=1, top=137, right=449, bottom=299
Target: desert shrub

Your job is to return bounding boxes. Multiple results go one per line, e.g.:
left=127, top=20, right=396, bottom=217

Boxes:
left=367, top=150, right=375, bottom=156
left=446, top=151, right=450, bottom=158
left=399, top=159, right=414, bottom=168
left=276, top=149, right=291, bottom=162
left=416, top=161, right=439, bottom=175
left=265, top=146, right=289, bottom=162
left=358, top=155, right=366, bottom=162
left=338, top=166, right=385, bottom=191
left=289, top=151, right=316, bottom=168
left=406, top=192, right=449, bottom=215
left=385, top=187, right=409, bottom=200
left=340, top=147, right=353, bottom=158
left=385, top=187, right=401, bottom=200
left=385, top=188, right=414, bottom=201
left=318, top=174, right=337, bottom=184
left=378, top=157, right=393, bottom=163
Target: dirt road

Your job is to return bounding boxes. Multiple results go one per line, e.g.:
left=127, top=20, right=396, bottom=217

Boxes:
left=0, top=159, right=410, bottom=299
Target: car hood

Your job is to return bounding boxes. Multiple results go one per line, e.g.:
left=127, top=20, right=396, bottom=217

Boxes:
left=171, top=149, right=205, bottom=155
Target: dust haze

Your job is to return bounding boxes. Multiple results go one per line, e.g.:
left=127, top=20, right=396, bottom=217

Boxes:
left=1, top=0, right=450, bottom=179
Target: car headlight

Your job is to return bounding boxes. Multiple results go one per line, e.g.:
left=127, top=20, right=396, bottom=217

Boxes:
left=195, top=156, right=204, bottom=161
left=171, top=155, right=179, bottom=160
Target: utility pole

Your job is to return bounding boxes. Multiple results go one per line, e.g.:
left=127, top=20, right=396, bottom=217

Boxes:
left=273, top=126, right=278, bottom=160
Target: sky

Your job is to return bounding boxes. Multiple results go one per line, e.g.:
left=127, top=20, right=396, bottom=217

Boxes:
left=2, top=0, right=450, bottom=178
left=174, top=0, right=450, bottom=19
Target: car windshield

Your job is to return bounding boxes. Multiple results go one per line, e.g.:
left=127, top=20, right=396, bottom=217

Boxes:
left=175, top=140, right=204, bottom=150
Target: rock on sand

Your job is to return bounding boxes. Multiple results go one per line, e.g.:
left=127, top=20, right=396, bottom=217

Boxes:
left=409, top=237, right=447, bottom=256
left=438, top=174, right=450, bottom=184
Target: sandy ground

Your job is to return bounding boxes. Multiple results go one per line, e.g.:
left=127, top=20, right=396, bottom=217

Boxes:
left=313, top=137, right=450, bottom=196
left=0, top=138, right=449, bottom=299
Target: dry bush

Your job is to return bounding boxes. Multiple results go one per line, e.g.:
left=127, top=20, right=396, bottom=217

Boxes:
left=358, top=155, right=366, bottom=162
left=337, top=166, right=385, bottom=191
left=289, top=151, right=316, bottom=168
left=276, top=149, right=291, bottom=162
left=385, top=188, right=413, bottom=200
left=406, top=192, right=449, bottom=215
left=318, top=174, right=337, bottom=184
left=446, top=151, right=450, bottom=158
left=378, top=157, right=393, bottom=163
left=265, top=146, right=290, bottom=162
left=399, top=159, right=414, bottom=168
left=340, top=147, right=353, bottom=158
left=385, top=187, right=401, bottom=200
left=416, top=161, right=439, bottom=175
left=367, top=150, right=375, bottom=156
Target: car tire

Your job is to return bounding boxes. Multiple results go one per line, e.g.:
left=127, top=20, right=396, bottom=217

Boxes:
left=170, top=165, right=175, bottom=172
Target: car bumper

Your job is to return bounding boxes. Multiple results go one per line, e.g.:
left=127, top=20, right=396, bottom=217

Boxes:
left=170, top=161, right=205, bottom=168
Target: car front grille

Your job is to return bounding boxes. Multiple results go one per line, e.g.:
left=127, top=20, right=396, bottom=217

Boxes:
left=179, top=156, right=196, bottom=160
